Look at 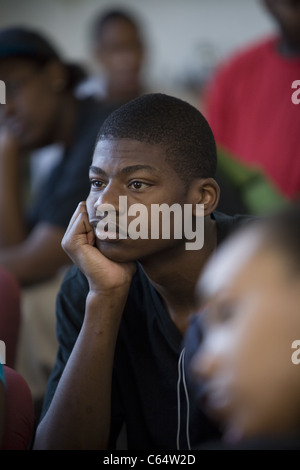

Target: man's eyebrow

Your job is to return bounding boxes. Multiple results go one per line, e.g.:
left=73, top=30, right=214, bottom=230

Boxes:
left=120, top=164, right=157, bottom=175
left=89, top=165, right=107, bottom=176
left=89, top=164, right=157, bottom=176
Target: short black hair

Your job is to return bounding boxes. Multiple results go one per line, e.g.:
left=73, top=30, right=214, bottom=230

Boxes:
left=91, top=8, right=141, bottom=45
left=96, top=93, right=217, bottom=181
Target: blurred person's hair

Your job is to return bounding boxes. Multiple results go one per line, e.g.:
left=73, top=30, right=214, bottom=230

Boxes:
left=90, top=7, right=143, bottom=47
left=0, top=26, right=86, bottom=91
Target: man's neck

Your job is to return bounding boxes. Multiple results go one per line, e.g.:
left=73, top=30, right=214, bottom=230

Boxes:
left=140, top=216, right=217, bottom=334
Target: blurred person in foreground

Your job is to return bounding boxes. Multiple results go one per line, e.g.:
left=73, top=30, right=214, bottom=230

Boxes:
left=185, top=204, right=300, bottom=449
left=203, top=0, right=300, bottom=216
left=0, top=26, right=116, bottom=411
left=77, top=7, right=148, bottom=106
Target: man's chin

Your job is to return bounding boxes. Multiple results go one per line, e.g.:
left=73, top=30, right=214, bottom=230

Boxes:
left=96, top=238, right=137, bottom=263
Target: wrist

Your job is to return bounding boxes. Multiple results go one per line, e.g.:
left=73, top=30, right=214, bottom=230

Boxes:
left=87, top=284, right=130, bottom=304
left=85, top=288, right=129, bottom=331
left=87, top=269, right=133, bottom=298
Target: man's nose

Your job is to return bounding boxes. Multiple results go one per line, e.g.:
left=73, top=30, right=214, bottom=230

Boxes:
left=93, top=184, right=126, bottom=216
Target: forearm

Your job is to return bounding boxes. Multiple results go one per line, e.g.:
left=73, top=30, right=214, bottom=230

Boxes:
left=0, top=247, right=64, bottom=286
left=0, top=223, right=70, bottom=286
left=33, top=289, right=129, bottom=450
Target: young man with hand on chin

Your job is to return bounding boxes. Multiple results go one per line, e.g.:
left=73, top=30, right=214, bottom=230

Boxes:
left=33, top=93, right=249, bottom=450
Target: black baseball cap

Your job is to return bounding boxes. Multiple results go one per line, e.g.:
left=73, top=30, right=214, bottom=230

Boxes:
left=0, top=26, right=61, bottom=63
left=0, top=26, right=87, bottom=90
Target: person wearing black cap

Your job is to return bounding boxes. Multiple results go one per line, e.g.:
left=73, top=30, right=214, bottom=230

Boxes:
left=0, top=26, right=116, bottom=413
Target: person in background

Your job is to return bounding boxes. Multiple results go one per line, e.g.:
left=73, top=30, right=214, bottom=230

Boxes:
left=77, top=8, right=148, bottom=106
left=185, top=204, right=300, bottom=449
left=203, top=0, right=300, bottom=216
left=0, top=26, right=116, bottom=415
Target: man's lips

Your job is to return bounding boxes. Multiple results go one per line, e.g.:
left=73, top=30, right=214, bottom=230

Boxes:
left=89, top=218, right=128, bottom=239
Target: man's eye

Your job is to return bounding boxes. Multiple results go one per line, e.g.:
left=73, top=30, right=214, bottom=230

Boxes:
left=128, top=181, right=149, bottom=190
left=90, top=179, right=105, bottom=188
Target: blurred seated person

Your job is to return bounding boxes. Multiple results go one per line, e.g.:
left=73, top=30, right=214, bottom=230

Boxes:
left=0, top=266, right=21, bottom=368
left=0, top=364, right=35, bottom=450
left=0, top=26, right=116, bottom=409
left=203, top=0, right=300, bottom=215
left=185, top=204, right=300, bottom=449
left=76, top=7, right=148, bottom=105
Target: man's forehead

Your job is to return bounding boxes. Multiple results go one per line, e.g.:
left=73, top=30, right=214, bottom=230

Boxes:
left=93, top=137, right=168, bottom=168
left=95, top=137, right=162, bottom=152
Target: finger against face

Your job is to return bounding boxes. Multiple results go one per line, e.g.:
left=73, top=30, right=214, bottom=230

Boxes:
left=67, top=201, right=89, bottom=231
left=62, top=201, right=95, bottom=250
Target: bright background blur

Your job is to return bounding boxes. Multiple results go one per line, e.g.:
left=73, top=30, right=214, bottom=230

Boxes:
left=0, top=0, right=276, bottom=102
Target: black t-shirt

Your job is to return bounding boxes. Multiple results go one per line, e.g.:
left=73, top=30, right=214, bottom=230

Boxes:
left=26, top=98, right=116, bottom=230
left=41, top=211, right=252, bottom=450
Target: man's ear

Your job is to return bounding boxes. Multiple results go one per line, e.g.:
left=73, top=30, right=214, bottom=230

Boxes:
left=187, top=178, right=220, bottom=217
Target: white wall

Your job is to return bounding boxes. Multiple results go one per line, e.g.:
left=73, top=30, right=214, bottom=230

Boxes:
left=0, top=0, right=276, bottom=95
